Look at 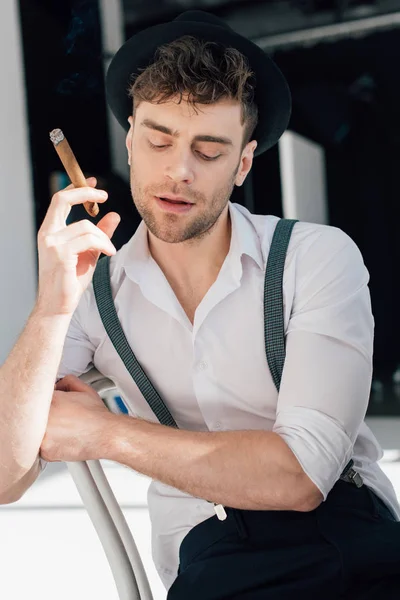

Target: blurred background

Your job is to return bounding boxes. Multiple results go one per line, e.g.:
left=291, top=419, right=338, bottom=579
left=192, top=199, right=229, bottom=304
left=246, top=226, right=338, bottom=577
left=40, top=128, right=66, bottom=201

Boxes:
left=1, top=0, right=400, bottom=598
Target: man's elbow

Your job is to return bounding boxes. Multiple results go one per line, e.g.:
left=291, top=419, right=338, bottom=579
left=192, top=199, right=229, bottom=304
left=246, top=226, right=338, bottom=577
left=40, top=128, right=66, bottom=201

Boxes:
left=0, top=458, right=41, bottom=505
left=295, top=476, right=324, bottom=512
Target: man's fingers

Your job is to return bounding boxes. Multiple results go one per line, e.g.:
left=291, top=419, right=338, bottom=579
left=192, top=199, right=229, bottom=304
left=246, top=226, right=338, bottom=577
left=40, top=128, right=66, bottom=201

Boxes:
left=63, top=233, right=116, bottom=257
left=96, top=212, right=121, bottom=240
left=56, top=376, right=101, bottom=401
left=56, top=374, right=91, bottom=392
left=42, top=182, right=107, bottom=235
left=45, top=219, right=116, bottom=251
left=62, top=177, right=97, bottom=192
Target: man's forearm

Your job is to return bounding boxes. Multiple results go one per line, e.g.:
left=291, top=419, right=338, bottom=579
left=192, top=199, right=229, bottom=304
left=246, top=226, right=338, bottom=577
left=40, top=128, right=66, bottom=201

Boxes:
left=104, top=416, right=323, bottom=512
left=0, top=305, right=72, bottom=492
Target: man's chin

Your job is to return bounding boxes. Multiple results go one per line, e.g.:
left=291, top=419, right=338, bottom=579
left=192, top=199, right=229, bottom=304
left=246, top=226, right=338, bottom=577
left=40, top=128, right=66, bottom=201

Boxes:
left=145, top=220, right=189, bottom=244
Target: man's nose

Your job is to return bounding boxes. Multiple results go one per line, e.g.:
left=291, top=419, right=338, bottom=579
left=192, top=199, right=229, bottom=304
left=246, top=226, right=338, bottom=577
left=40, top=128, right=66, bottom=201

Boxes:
left=164, top=149, right=195, bottom=185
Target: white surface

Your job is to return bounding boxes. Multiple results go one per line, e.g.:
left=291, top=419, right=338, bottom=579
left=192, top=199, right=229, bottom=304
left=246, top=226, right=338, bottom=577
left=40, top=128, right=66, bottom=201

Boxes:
left=365, top=417, right=400, bottom=451
left=0, top=461, right=166, bottom=600
left=279, top=130, right=328, bottom=224
left=0, top=0, right=37, bottom=364
left=0, top=451, right=399, bottom=600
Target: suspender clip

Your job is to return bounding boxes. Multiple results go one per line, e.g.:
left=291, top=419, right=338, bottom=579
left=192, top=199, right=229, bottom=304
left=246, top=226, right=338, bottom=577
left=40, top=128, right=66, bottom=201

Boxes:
left=347, top=468, right=364, bottom=488
left=214, top=503, right=227, bottom=521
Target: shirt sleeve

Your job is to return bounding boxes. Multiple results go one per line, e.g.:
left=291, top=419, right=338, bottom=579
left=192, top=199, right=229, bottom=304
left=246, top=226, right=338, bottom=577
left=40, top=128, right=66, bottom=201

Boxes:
left=273, top=227, right=374, bottom=500
left=39, top=291, right=96, bottom=472
left=55, top=292, right=96, bottom=381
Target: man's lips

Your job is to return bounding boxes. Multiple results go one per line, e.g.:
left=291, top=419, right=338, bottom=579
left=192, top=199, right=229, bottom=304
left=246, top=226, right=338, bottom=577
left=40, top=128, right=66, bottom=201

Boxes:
left=155, top=196, right=194, bottom=213
left=156, top=194, right=194, bottom=205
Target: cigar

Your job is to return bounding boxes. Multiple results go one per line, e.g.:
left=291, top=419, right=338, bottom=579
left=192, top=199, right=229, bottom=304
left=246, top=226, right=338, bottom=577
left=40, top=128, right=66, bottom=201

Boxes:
left=49, top=129, right=99, bottom=217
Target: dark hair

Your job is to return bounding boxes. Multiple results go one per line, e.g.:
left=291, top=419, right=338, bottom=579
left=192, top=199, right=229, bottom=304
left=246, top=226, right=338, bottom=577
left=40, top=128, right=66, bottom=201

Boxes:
left=129, top=35, right=258, bottom=147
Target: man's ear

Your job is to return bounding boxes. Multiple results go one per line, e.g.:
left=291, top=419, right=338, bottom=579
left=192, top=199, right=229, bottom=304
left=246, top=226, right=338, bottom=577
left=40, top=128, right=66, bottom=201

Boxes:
left=126, top=116, right=134, bottom=165
left=235, top=140, right=257, bottom=187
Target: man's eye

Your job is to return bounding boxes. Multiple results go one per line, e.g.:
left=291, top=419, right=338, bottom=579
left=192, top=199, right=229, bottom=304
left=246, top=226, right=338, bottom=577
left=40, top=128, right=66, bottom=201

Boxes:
left=148, top=141, right=169, bottom=149
left=197, top=152, right=221, bottom=161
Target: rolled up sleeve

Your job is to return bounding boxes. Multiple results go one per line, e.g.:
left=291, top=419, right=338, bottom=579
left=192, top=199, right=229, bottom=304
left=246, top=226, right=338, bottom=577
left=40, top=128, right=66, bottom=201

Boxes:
left=273, top=228, right=374, bottom=500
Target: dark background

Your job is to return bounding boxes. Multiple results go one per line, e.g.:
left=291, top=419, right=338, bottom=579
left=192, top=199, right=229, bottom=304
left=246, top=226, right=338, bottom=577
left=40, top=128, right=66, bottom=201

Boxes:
left=18, top=0, right=400, bottom=414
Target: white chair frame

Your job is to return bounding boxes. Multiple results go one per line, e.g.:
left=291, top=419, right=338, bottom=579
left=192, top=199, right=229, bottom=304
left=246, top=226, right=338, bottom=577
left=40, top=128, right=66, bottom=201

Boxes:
left=65, top=367, right=153, bottom=600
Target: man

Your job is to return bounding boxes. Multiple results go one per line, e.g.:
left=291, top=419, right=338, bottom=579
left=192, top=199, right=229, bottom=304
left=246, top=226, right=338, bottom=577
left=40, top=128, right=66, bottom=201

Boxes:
left=1, top=10, right=399, bottom=599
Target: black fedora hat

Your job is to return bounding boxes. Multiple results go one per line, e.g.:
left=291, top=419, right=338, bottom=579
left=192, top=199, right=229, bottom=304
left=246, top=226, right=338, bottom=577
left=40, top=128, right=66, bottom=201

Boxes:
left=106, top=10, right=291, bottom=157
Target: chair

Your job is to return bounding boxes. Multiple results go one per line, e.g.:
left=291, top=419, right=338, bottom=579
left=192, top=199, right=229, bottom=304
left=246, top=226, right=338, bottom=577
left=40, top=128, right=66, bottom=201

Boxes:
left=65, top=367, right=153, bottom=600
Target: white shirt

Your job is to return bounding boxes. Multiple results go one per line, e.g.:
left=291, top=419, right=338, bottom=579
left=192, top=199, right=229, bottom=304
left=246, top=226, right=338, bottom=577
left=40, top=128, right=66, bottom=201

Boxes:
left=43, top=202, right=400, bottom=589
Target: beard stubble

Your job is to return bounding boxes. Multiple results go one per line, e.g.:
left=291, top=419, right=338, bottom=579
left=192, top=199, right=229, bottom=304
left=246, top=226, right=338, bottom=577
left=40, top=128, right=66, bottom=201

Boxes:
left=130, top=166, right=238, bottom=244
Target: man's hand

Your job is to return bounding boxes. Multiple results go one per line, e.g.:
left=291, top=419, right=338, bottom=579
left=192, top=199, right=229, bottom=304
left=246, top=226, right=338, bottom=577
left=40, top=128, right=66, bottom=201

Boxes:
left=39, top=374, right=114, bottom=463
left=36, top=177, right=120, bottom=318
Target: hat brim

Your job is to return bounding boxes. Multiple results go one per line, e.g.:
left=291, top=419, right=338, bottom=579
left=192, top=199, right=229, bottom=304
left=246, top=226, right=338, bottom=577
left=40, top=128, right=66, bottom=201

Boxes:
left=106, top=20, right=291, bottom=157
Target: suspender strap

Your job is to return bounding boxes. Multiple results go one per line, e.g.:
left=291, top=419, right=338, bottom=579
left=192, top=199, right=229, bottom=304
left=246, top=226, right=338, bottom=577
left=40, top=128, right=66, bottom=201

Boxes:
left=264, top=218, right=298, bottom=393
left=93, top=256, right=178, bottom=428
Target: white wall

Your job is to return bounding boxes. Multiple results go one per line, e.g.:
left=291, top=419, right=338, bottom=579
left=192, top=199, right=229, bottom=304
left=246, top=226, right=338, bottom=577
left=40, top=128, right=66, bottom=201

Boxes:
left=0, top=0, right=37, bottom=364
left=279, top=130, right=329, bottom=224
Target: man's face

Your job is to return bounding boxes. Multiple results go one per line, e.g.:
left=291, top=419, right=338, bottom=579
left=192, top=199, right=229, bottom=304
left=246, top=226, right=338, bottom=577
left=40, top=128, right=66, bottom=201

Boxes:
left=125, top=96, right=256, bottom=244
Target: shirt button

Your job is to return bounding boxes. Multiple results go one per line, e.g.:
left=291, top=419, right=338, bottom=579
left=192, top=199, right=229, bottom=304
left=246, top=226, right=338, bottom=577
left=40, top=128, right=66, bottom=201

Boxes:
left=198, top=361, right=208, bottom=371
left=215, top=421, right=222, bottom=430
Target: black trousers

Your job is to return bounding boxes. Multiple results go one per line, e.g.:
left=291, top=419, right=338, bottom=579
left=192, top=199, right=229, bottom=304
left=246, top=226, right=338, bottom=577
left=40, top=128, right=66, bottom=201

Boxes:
left=167, top=480, right=400, bottom=599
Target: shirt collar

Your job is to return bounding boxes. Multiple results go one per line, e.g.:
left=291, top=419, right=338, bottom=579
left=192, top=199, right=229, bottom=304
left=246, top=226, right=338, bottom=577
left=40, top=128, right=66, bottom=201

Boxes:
left=227, top=202, right=264, bottom=271
left=122, top=220, right=151, bottom=284
left=122, top=201, right=264, bottom=284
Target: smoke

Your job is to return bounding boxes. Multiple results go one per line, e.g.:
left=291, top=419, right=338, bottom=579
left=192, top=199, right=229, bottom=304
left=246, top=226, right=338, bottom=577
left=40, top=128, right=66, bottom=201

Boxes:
left=65, top=11, right=86, bottom=56
left=64, top=0, right=98, bottom=56
left=57, top=0, right=102, bottom=96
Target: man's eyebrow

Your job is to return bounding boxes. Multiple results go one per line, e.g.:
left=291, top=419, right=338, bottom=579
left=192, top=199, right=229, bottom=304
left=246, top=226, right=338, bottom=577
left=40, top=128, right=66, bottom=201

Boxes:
left=140, top=119, right=233, bottom=146
left=141, top=119, right=179, bottom=137
left=193, top=135, right=233, bottom=146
